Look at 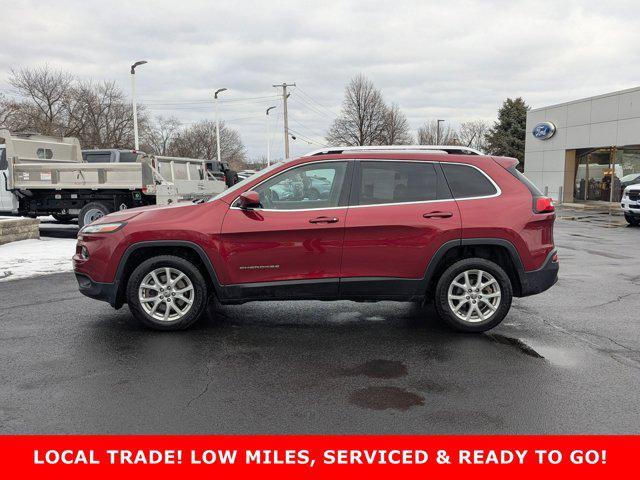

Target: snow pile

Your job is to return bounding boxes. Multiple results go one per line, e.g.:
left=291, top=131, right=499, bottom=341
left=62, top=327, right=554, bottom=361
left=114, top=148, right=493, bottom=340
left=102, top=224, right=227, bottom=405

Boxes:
left=0, top=237, right=77, bottom=281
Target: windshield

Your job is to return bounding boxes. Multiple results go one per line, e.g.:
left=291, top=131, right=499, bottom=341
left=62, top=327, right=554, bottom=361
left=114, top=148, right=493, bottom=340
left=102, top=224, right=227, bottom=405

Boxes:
left=210, top=161, right=286, bottom=201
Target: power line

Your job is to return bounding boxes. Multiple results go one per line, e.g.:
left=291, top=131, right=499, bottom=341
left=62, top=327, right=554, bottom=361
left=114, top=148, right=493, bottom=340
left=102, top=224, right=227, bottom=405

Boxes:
left=294, top=87, right=340, bottom=117
left=141, top=95, right=281, bottom=106
left=146, top=98, right=284, bottom=111
left=289, top=95, right=335, bottom=121
left=287, top=128, right=327, bottom=147
left=289, top=116, right=328, bottom=141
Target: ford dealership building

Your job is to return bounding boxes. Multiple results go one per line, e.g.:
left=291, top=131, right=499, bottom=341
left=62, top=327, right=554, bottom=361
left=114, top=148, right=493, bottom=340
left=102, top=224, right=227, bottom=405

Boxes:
left=524, top=86, right=640, bottom=203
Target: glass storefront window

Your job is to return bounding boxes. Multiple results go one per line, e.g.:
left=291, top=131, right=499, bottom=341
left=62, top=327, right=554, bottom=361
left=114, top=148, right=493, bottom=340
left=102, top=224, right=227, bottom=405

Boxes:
left=574, top=145, right=640, bottom=202
left=617, top=146, right=640, bottom=193
left=574, top=148, right=617, bottom=202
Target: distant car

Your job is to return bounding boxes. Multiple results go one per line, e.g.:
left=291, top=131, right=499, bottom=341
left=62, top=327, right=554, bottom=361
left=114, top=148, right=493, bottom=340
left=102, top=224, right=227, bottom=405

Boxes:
left=620, top=172, right=640, bottom=188
left=621, top=185, right=640, bottom=226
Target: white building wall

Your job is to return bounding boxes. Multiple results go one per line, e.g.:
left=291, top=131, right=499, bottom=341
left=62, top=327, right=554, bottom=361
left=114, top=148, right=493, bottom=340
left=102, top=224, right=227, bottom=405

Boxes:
left=524, top=86, right=640, bottom=202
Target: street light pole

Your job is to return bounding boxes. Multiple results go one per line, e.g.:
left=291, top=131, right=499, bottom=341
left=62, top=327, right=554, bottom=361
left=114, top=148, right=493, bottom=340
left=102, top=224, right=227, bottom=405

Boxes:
left=266, top=106, right=276, bottom=166
left=214, top=88, right=228, bottom=164
left=130, top=60, right=147, bottom=150
left=436, top=119, right=444, bottom=145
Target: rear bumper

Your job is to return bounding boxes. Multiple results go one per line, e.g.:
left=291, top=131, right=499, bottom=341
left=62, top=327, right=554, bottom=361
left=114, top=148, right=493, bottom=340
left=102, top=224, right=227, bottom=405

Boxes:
left=519, top=250, right=558, bottom=297
left=75, top=273, right=120, bottom=308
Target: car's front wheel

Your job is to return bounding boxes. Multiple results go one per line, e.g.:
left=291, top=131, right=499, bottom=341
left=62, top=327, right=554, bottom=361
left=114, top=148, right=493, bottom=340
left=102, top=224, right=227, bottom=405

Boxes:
left=434, top=258, right=513, bottom=332
left=624, top=214, right=639, bottom=226
left=126, top=255, right=208, bottom=330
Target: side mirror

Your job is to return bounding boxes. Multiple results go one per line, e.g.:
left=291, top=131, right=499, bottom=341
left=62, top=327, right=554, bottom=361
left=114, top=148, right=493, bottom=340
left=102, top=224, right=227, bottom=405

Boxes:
left=238, top=190, right=261, bottom=209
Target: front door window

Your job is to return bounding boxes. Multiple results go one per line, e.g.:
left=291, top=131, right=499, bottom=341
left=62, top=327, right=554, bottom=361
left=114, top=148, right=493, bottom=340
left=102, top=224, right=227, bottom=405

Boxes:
left=251, top=162, right=348, bottom=210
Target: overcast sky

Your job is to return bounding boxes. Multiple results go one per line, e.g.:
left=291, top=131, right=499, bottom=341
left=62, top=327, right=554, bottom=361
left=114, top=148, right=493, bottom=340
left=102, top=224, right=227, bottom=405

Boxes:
left=2, top=0, right=639, bottom=159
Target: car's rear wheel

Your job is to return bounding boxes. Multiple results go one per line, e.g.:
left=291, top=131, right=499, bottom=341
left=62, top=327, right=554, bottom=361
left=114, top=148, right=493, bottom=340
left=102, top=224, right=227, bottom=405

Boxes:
left=126, top=255, right=208, bottom=330
left=434, top=258, right=512, bottom=332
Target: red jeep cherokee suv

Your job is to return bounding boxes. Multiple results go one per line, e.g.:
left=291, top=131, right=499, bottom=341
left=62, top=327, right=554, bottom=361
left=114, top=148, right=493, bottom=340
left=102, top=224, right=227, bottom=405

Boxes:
left=73, top=146, right=558, bottom=332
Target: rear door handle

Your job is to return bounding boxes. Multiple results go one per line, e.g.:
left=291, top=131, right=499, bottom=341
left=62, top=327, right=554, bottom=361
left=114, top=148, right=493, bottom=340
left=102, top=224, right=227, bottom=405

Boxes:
left=423, top=211, right=453, bottom=219
left=309, top=216, right=339, bottom=224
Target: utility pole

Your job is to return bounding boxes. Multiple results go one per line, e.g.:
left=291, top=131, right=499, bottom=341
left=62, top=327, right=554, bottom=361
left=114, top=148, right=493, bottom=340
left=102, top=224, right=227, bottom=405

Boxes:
left=214, top=88, right=227, bottom=164
left=273, top=83, right=295, bottom=158
left=130, top=60, right=147, bottom=150
left=436, top=119, right=444, bottom=145
left=266, top=106, right=276, bottom=166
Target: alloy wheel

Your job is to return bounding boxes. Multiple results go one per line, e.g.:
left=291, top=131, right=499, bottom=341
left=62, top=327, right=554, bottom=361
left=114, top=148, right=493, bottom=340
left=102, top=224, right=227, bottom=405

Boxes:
left=138, top=267, right=195, bottom=322
left=447, top=269, right=501, bottom=323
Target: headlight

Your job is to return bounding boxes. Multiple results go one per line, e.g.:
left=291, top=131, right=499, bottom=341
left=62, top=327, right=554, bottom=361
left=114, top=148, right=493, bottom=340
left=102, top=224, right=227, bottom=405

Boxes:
left=80, top=222, right=126, bottom=234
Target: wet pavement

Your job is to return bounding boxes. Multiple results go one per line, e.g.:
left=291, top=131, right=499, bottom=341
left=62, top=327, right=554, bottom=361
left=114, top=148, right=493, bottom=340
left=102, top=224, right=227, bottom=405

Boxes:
left=1, top=212, right=638, bottom=433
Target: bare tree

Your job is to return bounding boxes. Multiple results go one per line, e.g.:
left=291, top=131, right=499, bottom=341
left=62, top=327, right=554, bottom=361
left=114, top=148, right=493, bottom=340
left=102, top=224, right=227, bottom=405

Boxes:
left=417, top=120, right=459, bottom=145
left=326, top=74, right=388, bottom=146
left=8, top=66, right=73, bottom=135
left=0, top=93, right=17, bottom=128
left=67, top=80, right=143, bottom=149
left=380, top=103, right=413, bottom=145
left=168, top=119, right=247, bottom=169
left=457, top=120, right=490, bottom=152
left=142, top=116, right=181, bottom=155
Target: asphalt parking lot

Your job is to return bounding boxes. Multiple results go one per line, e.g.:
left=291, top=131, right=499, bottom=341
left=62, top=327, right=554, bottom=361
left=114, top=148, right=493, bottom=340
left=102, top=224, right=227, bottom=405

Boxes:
left=1, top=209, right=639, bottom=434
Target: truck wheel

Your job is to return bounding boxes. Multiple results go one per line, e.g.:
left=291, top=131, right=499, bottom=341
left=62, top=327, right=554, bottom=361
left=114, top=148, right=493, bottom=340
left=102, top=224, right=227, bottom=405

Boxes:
left=434, top=258, right=512, bottom=333
left=624, top=214, right=639, bottom=226
left=79, top=202, right=111, bottom=228
left=225, top=169, right=239, bottom=187
left=126, top=255, right=208, bottom=331
left=52, top=213, right=75, bottom=223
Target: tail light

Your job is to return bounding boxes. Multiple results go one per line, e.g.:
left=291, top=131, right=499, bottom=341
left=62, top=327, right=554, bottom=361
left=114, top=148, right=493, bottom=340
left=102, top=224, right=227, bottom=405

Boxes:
left=534, top=196, right=555, bottom=213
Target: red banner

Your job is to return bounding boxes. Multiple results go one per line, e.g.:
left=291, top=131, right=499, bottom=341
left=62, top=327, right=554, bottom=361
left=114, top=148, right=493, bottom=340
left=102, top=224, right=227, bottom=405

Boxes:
left=0, top=435, right=635, bottom=479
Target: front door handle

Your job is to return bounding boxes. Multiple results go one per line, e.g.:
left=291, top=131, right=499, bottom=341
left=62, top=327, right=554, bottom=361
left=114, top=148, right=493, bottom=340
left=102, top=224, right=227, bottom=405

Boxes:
left=423, top=211, right=453, bottom=219
left=309, top=216, right=339, bottom=224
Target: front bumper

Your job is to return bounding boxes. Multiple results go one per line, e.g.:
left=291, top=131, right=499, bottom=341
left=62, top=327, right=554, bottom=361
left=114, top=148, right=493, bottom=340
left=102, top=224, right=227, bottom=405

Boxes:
left=519, top=250, right=559, bottom=297
left=75, top=273, right=120, bottom=308
left=621, top=198, right=640, bottom=216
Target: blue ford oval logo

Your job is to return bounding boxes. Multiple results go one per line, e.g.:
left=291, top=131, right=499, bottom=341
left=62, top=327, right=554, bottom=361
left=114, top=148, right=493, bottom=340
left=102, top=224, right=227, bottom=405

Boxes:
left=532, top=122, right=556, bottom=140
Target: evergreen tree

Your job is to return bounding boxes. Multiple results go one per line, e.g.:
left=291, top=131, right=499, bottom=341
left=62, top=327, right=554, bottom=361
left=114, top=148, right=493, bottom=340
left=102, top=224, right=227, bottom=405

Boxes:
left=486, top=97, right=529, bottom=170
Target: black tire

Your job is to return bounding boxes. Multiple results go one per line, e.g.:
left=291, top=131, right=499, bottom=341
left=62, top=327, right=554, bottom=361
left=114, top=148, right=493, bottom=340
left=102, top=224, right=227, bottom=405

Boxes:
left=52, top=213, right=75, bottom=223
left=225, top=169, right=239, bottom=187
left=126, top=255, right=208, bottom=331
left=625, top=214, right=639, bottom=226
left=78, top=201, right=111, bottom=228
left=434, top=258, right=512, bottom=333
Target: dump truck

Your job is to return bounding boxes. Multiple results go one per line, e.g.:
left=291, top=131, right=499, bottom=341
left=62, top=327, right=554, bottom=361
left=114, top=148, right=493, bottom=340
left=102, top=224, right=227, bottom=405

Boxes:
left=0, top=130, right=228, bottom=227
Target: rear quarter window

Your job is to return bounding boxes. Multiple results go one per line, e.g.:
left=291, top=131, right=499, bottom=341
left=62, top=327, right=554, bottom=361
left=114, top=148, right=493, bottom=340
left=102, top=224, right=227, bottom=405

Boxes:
left=441, top=163, right=498, bottom=199
left=508, top=166, right=543, bottom=196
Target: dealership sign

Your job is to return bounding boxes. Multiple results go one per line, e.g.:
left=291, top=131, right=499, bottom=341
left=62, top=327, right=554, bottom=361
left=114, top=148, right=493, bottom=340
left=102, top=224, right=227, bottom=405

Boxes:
left=532, top=122, right=556, bottom=140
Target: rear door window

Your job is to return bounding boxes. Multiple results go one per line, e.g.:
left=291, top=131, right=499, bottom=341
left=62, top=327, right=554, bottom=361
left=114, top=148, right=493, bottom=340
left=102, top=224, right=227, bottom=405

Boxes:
left=441, top=163, right=498, bottom=199
left=355, top=161, right=448, bottom=205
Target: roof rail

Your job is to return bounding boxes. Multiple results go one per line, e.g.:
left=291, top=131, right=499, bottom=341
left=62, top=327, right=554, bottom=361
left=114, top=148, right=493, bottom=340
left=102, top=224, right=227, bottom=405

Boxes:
left=305, top=145, right=483, bottom=156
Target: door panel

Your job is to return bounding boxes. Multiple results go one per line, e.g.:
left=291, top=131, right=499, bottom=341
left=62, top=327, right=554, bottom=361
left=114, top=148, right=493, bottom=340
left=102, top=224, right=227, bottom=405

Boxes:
left=340, top=200, right=461, bottom=279
left=220, top=207, right=347, bottom=284
left=340, top=160, right=461, bottom=280
left=219, top=160, right=351, bottom=286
